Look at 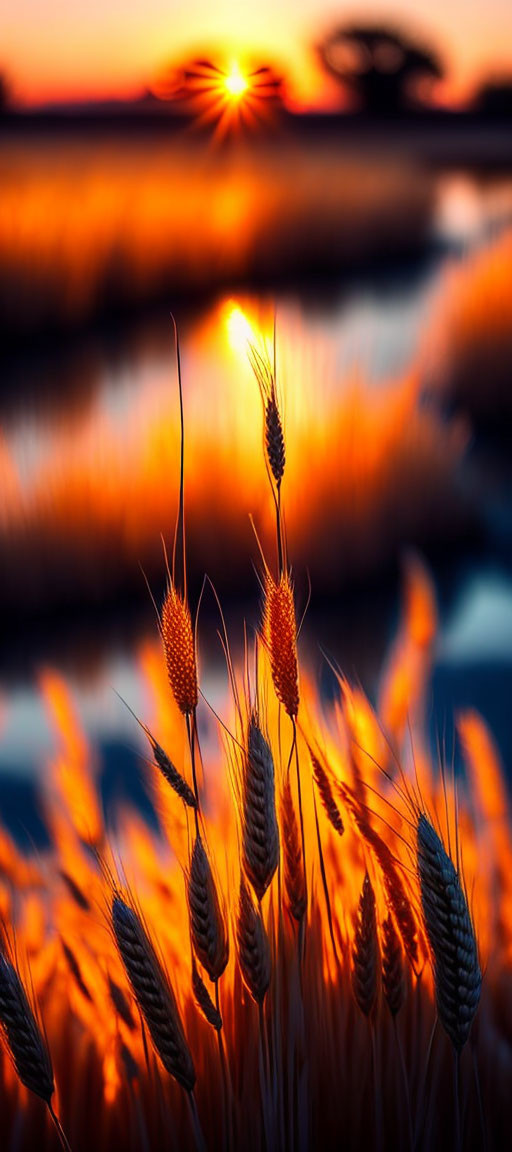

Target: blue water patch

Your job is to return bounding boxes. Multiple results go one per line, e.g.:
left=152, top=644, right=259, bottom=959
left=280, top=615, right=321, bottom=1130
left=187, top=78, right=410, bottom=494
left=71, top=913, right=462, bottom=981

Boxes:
left=0, top=774, right=50, bottom=851
left=438, top=568, right=512, bottom=663
left=99, top=738, right=159, bottom=832
left=428, top=660, right=512, bottom=781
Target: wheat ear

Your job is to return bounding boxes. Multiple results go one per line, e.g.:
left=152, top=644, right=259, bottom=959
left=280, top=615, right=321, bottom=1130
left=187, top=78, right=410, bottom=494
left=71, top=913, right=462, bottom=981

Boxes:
left=112, top=894, right=195, bottom=1090
left=242, top=714, right=280, bottom=901
left=381, top=914, right=405, bottom=1017
left=417, top=813, right=481, bottom=1051
left=281, top=775, right=307, bottom=922
left=264, top=572, right=299, bottom=719
left=191, top=955, right=222, bottom=1031
left=309, top=748, right=344, bottom=835
left=187, top=835, right=229, bottom=982
left=237, top=877, right=271, bottom=1004
left=0, top=948, right=54, bottom=1103
left=161, top=585, right=198, bottom=717
left=352, top=871, right=379, bottom=1017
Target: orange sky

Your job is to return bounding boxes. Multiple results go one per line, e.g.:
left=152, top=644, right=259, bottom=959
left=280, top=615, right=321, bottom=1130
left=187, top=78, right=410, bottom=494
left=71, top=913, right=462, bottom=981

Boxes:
left=3, top=0, right=512, bottom=109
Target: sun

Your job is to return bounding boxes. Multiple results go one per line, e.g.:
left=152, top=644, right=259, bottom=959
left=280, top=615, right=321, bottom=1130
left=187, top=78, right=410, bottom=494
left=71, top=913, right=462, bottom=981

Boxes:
left=224, top=62, right=249, bottom=100
left=177, top=57, right=282, bottom=141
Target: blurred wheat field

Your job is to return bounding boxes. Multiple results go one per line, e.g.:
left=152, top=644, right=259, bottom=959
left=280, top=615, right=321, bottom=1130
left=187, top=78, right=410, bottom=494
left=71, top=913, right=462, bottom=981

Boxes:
left=0, top=294, right=475, bottom=611
left=0, top=136, right=434, bottom=334
left=4, top=151, right=512, bottom=621
left=426, top=226, right=512, bottom=427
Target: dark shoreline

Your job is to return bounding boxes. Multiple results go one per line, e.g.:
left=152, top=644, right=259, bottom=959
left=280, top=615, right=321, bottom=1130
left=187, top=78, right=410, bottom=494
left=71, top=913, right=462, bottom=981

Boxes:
left=2, top=107, right=512, bottom=168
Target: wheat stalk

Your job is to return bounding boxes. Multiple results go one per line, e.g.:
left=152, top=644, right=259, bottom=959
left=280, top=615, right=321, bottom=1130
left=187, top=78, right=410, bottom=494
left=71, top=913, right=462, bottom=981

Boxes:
left=236, top=876, right=271, bottom=1005
left=161, top=585, right=198, bottom=717
left=381, top=914, right=405, bottom=1017
left=249, top=342, right=285, bottom=490
left=281, top=775, right=307, bottom=922
left=242, top=714, right=280, bottom=901
left=264, top=572, right=299, bottom=720
left=342, top=786, right=419, bottom=969
left=265, top=394, right=285, bottom=489
left=191, top=955, right=222, bottom=1031
left=111, top=894, right=196, bottom=1090
left=107, top=974, right=135, bottom=1031
left=416, top=813, right=481, bottom=1051
left=352, top=871, right=379, bottom=1017
left=187, top=835, right=229, bottom=983
left=0, top=948, right=54, bottom=1103
left=114, top=695, right=197, bottom=809
left=59, top=870, right=91, bottom=911
left=61, top=940, right=92, bottom=1003
left=152, top=738, right=197, bottom=809
left=309, top=749, right=344, bottom=835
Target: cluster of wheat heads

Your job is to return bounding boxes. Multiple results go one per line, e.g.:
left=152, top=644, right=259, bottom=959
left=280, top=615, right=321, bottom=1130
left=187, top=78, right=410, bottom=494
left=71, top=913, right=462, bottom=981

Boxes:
left=0, top=325, right=510, bottom=1152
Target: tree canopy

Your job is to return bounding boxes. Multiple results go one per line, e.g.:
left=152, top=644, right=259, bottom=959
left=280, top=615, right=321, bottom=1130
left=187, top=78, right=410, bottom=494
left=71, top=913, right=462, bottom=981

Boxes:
left=319, top=24, right=443, bottom=114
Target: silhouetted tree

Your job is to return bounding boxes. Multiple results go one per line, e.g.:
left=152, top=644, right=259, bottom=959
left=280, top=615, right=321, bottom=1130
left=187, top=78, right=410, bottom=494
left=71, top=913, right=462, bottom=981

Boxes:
left=318, top=24, right=443, bottom=115
left=0, top=73, right=11, bottom=114
left=474, top=79, right=512, bottom=119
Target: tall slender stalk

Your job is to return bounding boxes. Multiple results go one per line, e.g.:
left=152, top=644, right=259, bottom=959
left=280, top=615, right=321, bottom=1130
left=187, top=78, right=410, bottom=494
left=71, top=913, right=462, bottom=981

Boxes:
left=48, top=1102, right=73, bottom=1152
left=311, top=783, right=339, bottom=966
left=393, top=1016, right=413, bottom=1152
left=185, top=711, right=200, bottom=833
left=292, top=721, right=307, bottom=925
left=215, top=980, right=232, bottom=1152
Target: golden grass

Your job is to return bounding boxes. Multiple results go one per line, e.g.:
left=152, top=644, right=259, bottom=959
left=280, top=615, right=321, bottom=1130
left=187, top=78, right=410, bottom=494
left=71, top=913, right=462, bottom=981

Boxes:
left=161, top=585, right=199, bottom=717
left=0, top=315, right=507, bottom=1151
left=263, top=571, right=299, bottom=719
left=0, top=348, right=471, bottom=609
left=427, top=227, right=512, bottom=426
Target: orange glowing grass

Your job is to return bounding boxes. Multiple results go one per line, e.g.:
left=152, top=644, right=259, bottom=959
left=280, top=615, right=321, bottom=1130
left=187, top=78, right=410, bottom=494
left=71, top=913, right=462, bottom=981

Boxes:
left=39, top=668, right=103, bottom=849
left=2, top=580, right=502, bottom=1147
left=0, top=323, right=508, bottom=1151
left=0, top=565, right=508, bottom=1149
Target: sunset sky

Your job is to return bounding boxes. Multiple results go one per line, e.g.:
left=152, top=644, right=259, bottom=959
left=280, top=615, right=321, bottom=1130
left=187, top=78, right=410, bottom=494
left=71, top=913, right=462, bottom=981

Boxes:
left=4, top=0, right=512, bottom=109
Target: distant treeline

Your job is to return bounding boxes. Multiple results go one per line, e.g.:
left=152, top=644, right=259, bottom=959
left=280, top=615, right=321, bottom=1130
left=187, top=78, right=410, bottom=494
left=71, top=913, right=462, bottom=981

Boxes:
left=2, top=18, right=512, bottom=121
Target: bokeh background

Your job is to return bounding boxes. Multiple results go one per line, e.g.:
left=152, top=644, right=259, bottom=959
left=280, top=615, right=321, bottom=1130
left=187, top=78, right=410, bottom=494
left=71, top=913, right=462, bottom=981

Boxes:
left=2, top=0, right=512, bottom=845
